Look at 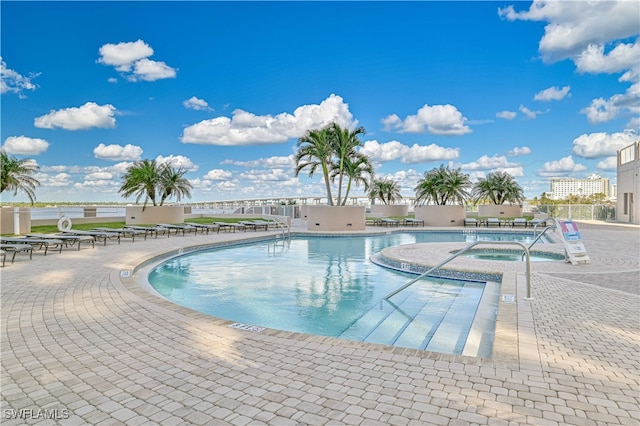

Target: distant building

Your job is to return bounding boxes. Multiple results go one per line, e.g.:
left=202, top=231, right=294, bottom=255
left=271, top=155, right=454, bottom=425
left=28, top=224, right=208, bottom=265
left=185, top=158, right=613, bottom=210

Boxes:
left=549, top=174, right=611, bottom=200
left=617, top=141, right=640, bottom=224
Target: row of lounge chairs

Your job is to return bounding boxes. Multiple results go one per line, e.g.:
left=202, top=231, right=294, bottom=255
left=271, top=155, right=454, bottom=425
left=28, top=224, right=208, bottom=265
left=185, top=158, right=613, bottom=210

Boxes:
left=0, top=219, right=284, bottom=266
left=369, top=217, right=425, bottom=227
left=464, top=217, right=548, bottom=228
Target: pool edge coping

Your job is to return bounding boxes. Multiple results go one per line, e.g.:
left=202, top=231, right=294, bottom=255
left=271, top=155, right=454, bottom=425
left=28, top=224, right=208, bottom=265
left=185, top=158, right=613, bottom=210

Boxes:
left=113, top=231, right=526, bottom=368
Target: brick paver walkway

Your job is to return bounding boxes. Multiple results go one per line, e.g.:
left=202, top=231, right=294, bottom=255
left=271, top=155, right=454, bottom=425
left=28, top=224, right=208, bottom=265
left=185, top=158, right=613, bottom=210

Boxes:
left=1, top=221, right=638, bottom=425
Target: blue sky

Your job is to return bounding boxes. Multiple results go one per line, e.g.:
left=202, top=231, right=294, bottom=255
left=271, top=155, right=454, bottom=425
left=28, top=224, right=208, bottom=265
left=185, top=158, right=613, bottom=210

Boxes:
left=2, top=1, right=639, bottom=203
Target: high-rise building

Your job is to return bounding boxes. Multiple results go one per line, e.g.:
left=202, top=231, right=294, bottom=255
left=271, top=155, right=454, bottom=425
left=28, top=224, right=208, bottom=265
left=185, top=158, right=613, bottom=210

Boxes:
left=549, top=174, right=610, bottom=200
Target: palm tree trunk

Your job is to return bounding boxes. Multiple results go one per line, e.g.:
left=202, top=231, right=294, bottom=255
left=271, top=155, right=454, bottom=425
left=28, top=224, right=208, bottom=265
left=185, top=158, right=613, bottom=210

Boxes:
left=321, top=162, right=334, bottom=206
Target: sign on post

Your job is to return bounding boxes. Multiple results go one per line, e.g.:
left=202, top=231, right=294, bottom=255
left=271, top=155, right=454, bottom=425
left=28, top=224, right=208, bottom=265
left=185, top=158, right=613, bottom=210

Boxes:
left=556, top=220, right=590, bottom=265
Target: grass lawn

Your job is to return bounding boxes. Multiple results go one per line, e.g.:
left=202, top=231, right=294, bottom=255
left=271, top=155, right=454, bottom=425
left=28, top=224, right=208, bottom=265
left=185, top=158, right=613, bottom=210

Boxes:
left=9, top=218, right=262, bottom=236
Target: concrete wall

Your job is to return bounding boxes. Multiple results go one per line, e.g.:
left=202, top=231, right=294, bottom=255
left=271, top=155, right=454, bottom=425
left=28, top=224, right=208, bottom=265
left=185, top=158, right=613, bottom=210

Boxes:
left=370, top=205, right=409, bottom=217
left=477, top=204, right=523, bottom=217
left=617, top=141, right=640, bottom=224
left=414, top=205, right=466, bottom=226
left=306, top=206, right=366, bottom=231
left=0, top=207, right=31, bottom=235
left=125, top=206, right=185, bottom=225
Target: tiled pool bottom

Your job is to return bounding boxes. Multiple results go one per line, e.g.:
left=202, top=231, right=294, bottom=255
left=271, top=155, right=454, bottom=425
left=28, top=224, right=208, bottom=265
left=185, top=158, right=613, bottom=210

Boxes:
left=144, top=234, right=508, bottom=358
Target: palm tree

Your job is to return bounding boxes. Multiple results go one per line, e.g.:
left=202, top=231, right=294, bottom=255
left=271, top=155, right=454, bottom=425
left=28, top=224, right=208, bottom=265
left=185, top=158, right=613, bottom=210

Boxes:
left=472, top=171, right=524, bottom=205
left=328, top=123, right=366, bottom=206
left=330, top=152, right=374, bottom=205
left=158, top=166, right=193, bottom=206
left=294, top=127, right=335, bottom=205
left=414, top=165, right=471, bottom=206
left=0, top=150, right=41, bottom=204
left=368, top=178, right=403, bottom=205
left=118, top=159, right=163, bottom=210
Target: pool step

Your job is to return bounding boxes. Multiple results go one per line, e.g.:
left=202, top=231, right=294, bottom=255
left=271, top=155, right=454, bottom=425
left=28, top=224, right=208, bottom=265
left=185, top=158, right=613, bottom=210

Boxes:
left=339, top=280, right=485, bottom=355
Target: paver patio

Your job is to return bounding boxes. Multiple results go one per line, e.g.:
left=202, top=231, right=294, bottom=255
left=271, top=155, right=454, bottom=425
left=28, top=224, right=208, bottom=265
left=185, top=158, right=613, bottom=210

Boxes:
left=1, top=221, right=638, bottom=425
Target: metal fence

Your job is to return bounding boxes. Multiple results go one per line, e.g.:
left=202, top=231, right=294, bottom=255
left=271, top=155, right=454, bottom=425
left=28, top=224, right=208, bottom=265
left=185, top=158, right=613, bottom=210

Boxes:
left=536, top=204, right=616, bottom=221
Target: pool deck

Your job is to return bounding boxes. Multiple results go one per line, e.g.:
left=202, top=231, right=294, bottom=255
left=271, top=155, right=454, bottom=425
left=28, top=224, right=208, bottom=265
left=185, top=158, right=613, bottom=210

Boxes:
left=1, top=220, right=638, bottom=425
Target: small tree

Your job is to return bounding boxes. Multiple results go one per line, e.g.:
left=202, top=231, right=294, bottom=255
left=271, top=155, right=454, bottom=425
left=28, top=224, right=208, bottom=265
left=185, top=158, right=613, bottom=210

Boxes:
left=294, top=123, right=371, bottom=206
left=414, top=165, right=471, bottom=206
left=0, top=150, right=41, bottom=204
left=472, top=171, right=524, bottom=205
left=330, top=152, right=374, bottom=205
left=119, top=159, right=193, bottom=210
left=368, top=178, right=403, bottom=205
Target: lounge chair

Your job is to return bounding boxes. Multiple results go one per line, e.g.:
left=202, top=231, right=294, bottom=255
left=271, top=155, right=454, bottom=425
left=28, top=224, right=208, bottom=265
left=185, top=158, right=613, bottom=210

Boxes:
left=92, top=227, right=147, bottom=241
left=62, top=229, right=121, bottom=245
left=529, top=218, right=548, bottom=228
left=212, top=222, right=246, bottom=232
left=485, top=217, right=501, bottom=227
left=512, top=218, right=528, bottom=228
left=156, top=223, right=197, bottom=236
left=403, top=218, right=424, bottom=227
left=27, top=233, right=95, bottom=250
left=464, top=218, right=479, bottom=227
left=0, top=249, right=5, bottom=267
left=183, top=222, right=221, bottom=234
left=0, top=236, right=64, bottom=255
left=239, top=220, right=270, bottom=231
left=0, top=243, right=33, bottom=263
left=123, top=225, right=170, bottom=238
left=379, top=218, right=400, bottom=227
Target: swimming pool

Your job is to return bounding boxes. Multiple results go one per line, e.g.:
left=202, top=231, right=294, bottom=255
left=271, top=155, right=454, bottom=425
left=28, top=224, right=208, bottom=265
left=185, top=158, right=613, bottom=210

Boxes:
left=147, top=231, right=541, bottom=357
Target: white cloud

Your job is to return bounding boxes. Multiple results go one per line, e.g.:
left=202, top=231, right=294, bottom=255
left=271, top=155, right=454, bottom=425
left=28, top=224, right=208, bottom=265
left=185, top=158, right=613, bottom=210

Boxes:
left=84, top=172, right=114, bottom=181
left=183, top=96, right=213, bottom=111
left=534, top=86, right=570, bottom=101
left=181, top=94, right=357, bottom=145
left=537, top=155, right=587, bottom=177
left=34, top=102, right=116, bottom=130
left=381, top=104, right=471, bottom=135
left=203, top=169, right=233, bottom=180
left=581, top=82, right=640, bottom=125
left=131, top=58, right=177, bottom=82
left=155, top=154, right=198, bottom=171
left=457, top=154, right=524, bottom=176
left=221, top=155, right=294, bottom=168
left=2, top=136, right=49, bottom=155
left=571, top=130, right=637, bottom=158
left=596, top=157, right=617, bottom=170
left=360, top=140, right=459, bottom=164
left=240, top=169, right=291, bottom=181
left=498, top=1, right=640, bottom=63
left=496, top=110, right=517, bottom=120
left=519, top=105, right=546, bottom=119
left=97, top=39, right=177, bottom=82
left=507, top=146, right=531, bottom=157
left=575, top=41, right=640, bottom=74
left=0, top=57, right=38, bottom=98
left=93, top=143, right=143, bottom=161
left=34, top=172, right=74, bottom=188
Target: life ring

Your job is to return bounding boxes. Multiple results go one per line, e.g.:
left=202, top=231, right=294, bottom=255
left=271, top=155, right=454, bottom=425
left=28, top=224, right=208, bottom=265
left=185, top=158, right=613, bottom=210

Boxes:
left=57, top=216, right=72, bottom=232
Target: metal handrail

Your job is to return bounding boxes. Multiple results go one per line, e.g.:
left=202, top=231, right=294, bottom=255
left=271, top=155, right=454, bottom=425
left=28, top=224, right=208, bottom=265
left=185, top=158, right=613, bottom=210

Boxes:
left=533, top=217, right=558, bottom=237
left=383, top=241, right=532, bottom=300
left=270, top=216, right=291, bottom=240
left=521, top=225, right=556, bottom=260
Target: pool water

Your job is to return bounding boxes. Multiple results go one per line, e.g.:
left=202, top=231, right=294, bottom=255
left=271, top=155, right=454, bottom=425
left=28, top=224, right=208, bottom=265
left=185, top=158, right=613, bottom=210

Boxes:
left=461, top=249, right=564, bottom=262
left=148, top=232, right=538, bottom=356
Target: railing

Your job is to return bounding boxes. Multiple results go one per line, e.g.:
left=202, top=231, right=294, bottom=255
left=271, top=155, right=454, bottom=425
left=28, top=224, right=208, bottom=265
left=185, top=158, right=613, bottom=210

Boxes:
left=270, top=216, right=291, bottom=241
left=383, top=241, right=532, bottom=300
left=522, top=226, right=556, bottom=261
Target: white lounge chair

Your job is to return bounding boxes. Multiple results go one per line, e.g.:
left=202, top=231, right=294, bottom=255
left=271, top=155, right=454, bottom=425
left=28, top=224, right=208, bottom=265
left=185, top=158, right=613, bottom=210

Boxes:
left=183, top=222, right=221, bottom=234
left=485, top=218, right=501, bottom=227
left=27, top=233, right=95, bottom=250
left=0, top=236, right=64, bottom=255
left=512, top=218, right=528, bottom=228
left=0, top=243, right=33, bottom=263
left=464, top=218, right=479, bottom=227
